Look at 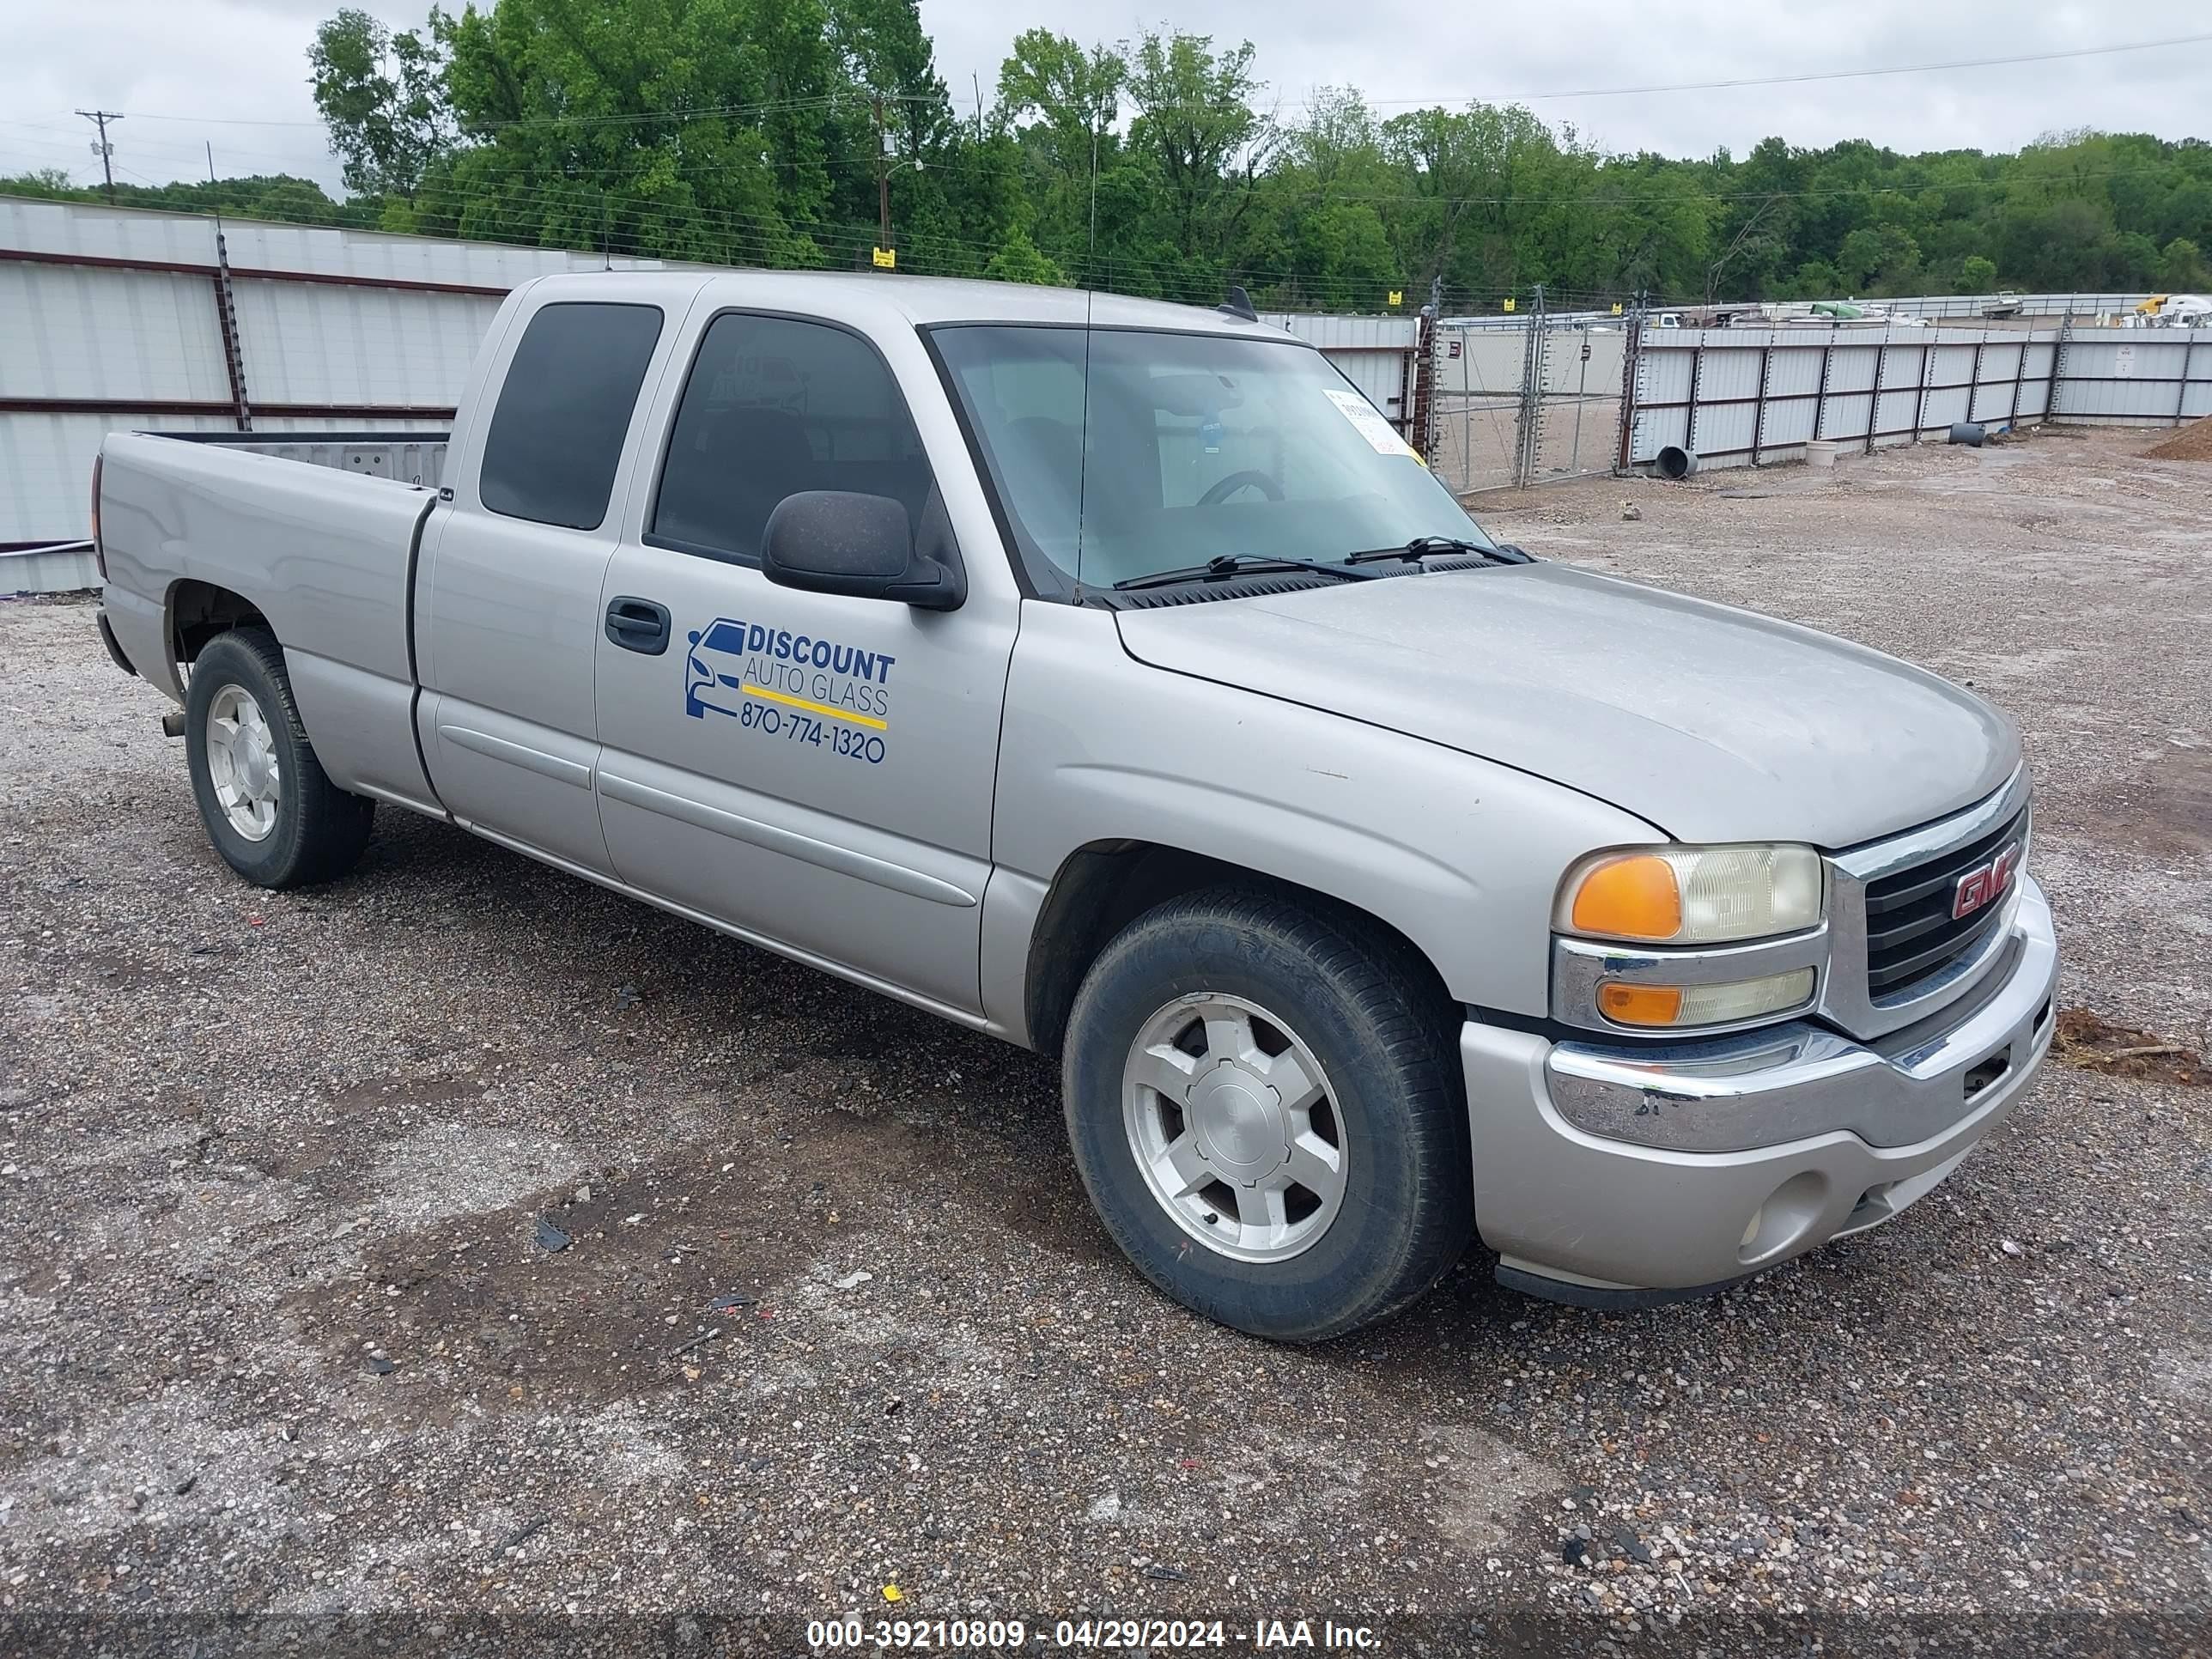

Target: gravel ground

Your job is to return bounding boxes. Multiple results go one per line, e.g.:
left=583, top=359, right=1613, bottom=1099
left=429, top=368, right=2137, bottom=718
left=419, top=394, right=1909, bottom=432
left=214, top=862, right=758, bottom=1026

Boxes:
left=1, top=428, right=2207, bottom=1655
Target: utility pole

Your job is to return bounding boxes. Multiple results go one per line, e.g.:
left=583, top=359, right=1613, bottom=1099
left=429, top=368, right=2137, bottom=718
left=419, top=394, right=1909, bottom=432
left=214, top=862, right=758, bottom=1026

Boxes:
left=78, top=109, right=123, bottom=204
left=874, top=95, right=890, bottom=253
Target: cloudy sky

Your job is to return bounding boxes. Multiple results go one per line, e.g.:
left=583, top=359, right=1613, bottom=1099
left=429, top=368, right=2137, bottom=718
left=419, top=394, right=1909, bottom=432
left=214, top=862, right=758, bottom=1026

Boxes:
left=2, top=0, right=2205, bottom=194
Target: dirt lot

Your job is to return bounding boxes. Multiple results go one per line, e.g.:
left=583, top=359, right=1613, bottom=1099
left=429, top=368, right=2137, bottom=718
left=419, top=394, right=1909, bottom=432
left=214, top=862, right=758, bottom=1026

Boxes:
left=2, top=428, right=2208, bottom=1653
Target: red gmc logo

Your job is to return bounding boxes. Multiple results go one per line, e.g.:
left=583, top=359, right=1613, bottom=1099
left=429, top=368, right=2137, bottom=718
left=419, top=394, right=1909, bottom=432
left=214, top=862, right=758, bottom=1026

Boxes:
left=1952, top=841, right=2022, bottom=921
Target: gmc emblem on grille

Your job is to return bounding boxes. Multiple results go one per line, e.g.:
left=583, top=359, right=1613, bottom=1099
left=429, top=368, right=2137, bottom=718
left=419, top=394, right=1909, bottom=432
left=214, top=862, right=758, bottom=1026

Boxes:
left=1952, top=841, right=2022, bottom=921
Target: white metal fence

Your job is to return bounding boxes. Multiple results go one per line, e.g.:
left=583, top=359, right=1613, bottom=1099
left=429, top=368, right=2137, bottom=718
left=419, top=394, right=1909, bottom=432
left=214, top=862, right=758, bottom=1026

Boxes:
left=1626, top=327, right=2063, bottom=466
left=0, top=194, right=709, bottom=584
left=1426, top=313, right=2210, bottom=494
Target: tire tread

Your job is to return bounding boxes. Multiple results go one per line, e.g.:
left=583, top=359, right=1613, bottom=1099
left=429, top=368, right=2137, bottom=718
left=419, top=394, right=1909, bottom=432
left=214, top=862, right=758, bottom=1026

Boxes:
left=186, top=627, right=373, bottom=888
left=1063, top=884, right=1470, bottom=1341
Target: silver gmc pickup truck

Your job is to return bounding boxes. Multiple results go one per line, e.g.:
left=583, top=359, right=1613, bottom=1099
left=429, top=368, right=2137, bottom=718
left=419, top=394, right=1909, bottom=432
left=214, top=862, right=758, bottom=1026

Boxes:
left=91, top=271, right=2057, bottom=1340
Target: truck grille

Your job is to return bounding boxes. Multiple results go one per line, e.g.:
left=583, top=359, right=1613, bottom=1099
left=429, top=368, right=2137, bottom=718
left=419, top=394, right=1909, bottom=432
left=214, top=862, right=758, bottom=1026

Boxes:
left=1861, top=805, right=2029, bottom=998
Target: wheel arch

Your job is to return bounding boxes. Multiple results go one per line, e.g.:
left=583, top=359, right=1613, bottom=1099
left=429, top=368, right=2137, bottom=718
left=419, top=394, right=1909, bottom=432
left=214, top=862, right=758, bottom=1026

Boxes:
left=1022, top=838, right=1455, bottom=1060
left=168, top=579, right=273, bottom=670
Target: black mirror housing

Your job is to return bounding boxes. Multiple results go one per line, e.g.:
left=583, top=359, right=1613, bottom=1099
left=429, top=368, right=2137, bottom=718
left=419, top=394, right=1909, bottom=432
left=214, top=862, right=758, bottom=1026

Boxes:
left=761, top=490, right=964, bottom=611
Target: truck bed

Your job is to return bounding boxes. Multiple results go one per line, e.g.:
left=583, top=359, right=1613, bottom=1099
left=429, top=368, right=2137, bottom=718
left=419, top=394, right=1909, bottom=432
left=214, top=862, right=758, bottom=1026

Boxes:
left=155, top=428, right=451, bottom=489
left=97, top=429, right=445, bottom=811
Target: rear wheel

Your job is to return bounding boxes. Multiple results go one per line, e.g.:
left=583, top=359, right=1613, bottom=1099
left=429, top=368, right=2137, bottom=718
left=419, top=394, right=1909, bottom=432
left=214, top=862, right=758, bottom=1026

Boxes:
left=1061, top=888, right=1471, bottom=1341
left=185, top=628, right=373, bottom=889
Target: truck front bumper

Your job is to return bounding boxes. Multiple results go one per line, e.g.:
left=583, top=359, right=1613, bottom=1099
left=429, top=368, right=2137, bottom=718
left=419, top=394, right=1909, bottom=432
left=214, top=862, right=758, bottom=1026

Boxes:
left=1463, top=877, right=2057, bottom=1305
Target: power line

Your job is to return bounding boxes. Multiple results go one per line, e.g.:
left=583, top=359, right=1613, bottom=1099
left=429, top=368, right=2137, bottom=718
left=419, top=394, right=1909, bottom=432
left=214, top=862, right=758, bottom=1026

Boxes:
left=104, top=89, right=935, bottom=133
left=85, top=29, right=2212, bottom=135
left=1353, top=32, right=2212, bottom=106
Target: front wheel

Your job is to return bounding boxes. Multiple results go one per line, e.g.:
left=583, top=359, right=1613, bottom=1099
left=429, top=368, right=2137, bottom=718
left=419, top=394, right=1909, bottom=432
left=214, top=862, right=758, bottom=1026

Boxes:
left=1061, top=888, right=1471, bottom=1341
left=184, top=628, right=373, bottom=889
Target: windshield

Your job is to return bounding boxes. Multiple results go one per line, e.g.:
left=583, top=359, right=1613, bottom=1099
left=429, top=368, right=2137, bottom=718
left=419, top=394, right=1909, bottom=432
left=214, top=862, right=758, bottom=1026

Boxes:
left=930, top=325, right=1493, bottom=595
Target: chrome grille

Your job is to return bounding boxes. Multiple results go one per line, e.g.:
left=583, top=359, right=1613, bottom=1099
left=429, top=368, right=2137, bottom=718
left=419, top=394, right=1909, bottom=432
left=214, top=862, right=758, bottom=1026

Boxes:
left=1862, top=805, right=2029, bottom=996
left=1819, top=767, right=2033, bottom=1042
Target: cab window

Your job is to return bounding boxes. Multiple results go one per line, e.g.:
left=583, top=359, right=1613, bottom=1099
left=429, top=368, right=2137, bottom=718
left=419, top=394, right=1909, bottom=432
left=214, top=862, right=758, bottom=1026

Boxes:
left=650, top=313, right=937, bottom=565
left=478, top=302, right=664, bottom=530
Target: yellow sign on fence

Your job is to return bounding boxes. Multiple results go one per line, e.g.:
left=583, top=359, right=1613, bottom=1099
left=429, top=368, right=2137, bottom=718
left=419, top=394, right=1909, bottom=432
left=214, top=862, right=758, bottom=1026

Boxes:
left=1388, top=289, right=1403, bottom=307
left=1503, top=297, right=1516, bottom=313
left=872, top=246, right=896, bottom=270
left=1611, top=301, right=1624, bottom=315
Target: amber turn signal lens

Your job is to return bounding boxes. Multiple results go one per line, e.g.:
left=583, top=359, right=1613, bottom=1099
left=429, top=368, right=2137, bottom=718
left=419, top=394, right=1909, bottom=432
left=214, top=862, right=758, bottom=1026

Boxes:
left=1569, top=854, right=1683, bottom=942
left=1595, top=982, right=1685, bottom=1024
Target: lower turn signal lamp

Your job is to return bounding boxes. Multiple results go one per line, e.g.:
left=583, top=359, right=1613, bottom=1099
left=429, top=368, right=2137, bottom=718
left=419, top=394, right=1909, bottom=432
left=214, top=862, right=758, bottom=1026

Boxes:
left=1598, top=969, right=1815, bottom=1029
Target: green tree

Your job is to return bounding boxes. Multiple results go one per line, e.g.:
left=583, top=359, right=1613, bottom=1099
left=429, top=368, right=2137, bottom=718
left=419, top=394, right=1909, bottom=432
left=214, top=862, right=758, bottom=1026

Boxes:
left=1124, top=31, right=1272, bottom=270
left=309, top=8, right=451, bottom=201
left=983, top=226, right=1061, bottom=283
left=2158, top=237, right=2210, bottom=289
left=276, top=7, right=2212, bottom=309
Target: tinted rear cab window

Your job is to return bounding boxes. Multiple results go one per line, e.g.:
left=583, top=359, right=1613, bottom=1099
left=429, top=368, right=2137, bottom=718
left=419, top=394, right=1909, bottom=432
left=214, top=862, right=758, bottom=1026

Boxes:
left=479, top=302, right=664, bottom=530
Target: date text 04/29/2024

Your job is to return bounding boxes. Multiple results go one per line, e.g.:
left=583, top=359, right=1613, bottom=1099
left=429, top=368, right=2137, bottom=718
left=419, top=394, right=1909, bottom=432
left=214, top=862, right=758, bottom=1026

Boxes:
left=804, top=1617, right=1382, bottom=1650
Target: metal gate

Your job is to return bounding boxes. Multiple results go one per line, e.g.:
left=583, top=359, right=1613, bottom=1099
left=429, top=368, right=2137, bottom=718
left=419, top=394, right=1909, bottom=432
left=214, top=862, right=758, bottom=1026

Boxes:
left=1427, top=310, right=1629, bottom=494
left=1428, top=319, right=1528, bottom=494
left=1528, top=319, right=1627, bottom=483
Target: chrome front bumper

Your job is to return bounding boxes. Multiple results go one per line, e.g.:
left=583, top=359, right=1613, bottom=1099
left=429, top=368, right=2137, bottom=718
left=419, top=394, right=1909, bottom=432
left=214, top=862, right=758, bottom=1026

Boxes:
left=1463, top=877, right=2057, bottom=1303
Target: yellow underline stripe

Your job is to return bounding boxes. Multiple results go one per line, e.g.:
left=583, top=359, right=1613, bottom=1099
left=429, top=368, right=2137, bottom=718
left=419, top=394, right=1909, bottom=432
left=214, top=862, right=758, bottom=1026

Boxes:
left=741, top=682, right=889, bottom=731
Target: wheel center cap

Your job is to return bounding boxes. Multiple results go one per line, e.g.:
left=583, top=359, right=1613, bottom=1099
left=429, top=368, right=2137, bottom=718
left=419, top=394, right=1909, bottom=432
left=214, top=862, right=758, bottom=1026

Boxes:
left=1189, top=1062, right=1287, bottom=1185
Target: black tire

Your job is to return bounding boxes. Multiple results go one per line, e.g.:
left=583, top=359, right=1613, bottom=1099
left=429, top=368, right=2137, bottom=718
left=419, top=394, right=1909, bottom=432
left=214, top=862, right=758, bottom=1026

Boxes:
left=184, top=627, right=374, bottom=889
left=1061, top=887, right=1471, bottom=1342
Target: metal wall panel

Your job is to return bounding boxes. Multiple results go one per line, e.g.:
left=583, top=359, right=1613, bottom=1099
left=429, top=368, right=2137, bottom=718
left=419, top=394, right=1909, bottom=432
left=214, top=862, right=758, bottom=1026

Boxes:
left=1765, top=347, right=1825, bottom=398
left=1922, top=383, right=1974, bottom=428
left=233, top=279, right=499, bottom=408
left=1692, top=345, right=1764, bottom=404
left=2055, top=337, right=2206, bottom=422
left=0, top=195, right=712, bottom=286
left=1821, top=392, right=1875, bottom=444
left=1262, top=313, right=1419, bottom=351
left=1759, top=394, right=1818, bottom=449
left=1693, top=400, right=1756, bottom=459
left=1823, top=343, right=1881, bottom=394
left=1, top=409, right=228, bottom=543
left=1618, top=324, right=2097, bottom=472
left=0, top=263, right=228, bottom=402
left=1634, top=345, right=1695, bottom=405
left=0, top=542, right=98, bottom=593
left=0, top=412, right=450, bottom=544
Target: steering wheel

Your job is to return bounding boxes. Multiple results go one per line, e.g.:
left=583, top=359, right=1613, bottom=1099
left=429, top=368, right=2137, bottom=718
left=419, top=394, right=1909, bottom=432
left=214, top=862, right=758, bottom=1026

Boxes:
left=1196, top=469, right=1285, bottom=506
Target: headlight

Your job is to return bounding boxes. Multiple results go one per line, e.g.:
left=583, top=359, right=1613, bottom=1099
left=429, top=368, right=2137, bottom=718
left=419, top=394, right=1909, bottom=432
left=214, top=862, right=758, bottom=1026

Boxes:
left=1556, top=843, right=1824, bottom=945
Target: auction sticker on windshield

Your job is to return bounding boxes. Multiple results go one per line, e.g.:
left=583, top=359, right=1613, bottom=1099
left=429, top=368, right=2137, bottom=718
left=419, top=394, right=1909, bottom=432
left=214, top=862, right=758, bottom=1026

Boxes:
left=1323, top=387, right=1418, bottom=458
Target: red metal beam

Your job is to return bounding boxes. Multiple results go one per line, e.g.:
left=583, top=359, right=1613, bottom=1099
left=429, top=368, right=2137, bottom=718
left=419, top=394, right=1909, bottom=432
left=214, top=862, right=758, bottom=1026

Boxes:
left=0, top=397, right=456, bottom=419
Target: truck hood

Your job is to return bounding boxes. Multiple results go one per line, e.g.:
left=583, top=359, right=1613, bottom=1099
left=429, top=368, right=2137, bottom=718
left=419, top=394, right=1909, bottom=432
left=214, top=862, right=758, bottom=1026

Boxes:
left=1113, top=562, right=2019, bottom=848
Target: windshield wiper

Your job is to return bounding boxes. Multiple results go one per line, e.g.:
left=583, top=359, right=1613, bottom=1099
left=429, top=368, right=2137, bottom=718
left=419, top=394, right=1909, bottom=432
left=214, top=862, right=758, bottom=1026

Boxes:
left=1111, top=553, right=1386, bottom=592
left=1344, top=535, right=1529, bottom=566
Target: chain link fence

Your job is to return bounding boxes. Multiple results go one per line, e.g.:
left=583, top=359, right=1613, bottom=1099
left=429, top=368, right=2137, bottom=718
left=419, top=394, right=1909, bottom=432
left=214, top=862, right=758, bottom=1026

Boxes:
left=1426, top=310, right=1629, bottom=494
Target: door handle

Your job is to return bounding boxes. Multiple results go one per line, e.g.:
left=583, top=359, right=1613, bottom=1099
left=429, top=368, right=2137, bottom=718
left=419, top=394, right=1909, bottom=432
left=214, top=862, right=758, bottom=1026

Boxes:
left=605, top=596, right=672, bottom=655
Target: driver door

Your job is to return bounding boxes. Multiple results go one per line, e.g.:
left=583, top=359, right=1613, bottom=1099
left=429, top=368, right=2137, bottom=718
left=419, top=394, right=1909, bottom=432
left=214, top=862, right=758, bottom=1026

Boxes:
left=591, top=307, right=1017, bottom=1014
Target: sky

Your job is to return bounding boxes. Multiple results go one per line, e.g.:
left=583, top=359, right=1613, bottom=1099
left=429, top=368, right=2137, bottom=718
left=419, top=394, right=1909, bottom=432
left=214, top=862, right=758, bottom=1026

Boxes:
left=2, top=0, right=2207, bottom=196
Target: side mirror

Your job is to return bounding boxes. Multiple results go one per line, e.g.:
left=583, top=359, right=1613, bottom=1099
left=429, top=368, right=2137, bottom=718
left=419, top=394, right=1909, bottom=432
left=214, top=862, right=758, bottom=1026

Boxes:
left=761, top=491, right=964, bottom=611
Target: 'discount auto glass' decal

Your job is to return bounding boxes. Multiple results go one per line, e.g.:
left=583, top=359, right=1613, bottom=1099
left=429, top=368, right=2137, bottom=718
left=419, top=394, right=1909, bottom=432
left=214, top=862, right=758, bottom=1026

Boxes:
left=684, top=617, right=892, bottom=765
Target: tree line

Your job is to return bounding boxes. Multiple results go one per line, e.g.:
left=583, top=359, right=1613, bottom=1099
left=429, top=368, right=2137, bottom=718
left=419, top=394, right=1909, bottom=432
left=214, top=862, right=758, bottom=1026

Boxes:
left=8, top=0, right=2209, bottom=311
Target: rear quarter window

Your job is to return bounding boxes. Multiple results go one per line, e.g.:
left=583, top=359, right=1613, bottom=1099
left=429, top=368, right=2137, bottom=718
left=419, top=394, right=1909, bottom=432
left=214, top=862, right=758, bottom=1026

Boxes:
left=478, top=301, right=664, bottom=531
